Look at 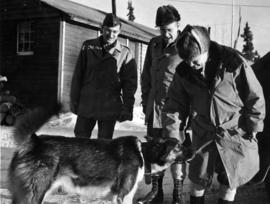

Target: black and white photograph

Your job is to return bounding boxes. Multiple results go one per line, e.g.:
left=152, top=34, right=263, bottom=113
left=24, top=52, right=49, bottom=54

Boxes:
left=1, top=0, right=270, bottom=203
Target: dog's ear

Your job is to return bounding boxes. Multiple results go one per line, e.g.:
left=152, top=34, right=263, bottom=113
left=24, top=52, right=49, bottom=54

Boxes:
left=144, top=135, right=153, bottom=142
left=155, top=137, right=166, bottom=143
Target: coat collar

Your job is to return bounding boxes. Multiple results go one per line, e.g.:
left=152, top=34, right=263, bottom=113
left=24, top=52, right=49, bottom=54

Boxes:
left=206, top=42, right=224, bottom=90
left=152, top=32, right=181, bottom=59
left=90, top=36, right=122, bottom=59
left=114, top=40, right=122, bottom=53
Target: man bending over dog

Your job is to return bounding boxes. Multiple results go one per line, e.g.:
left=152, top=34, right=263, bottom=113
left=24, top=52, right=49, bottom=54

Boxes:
left=162, top=25, right=265, bottom=203
left=70, top=13, right=137, bottom=139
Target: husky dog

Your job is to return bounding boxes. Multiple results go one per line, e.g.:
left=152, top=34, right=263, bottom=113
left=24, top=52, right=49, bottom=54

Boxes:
left=8, top=104, right=193, bottom=204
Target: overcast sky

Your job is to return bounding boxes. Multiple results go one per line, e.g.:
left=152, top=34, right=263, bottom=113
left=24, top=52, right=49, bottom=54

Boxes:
left=70, top=0, right=270, bottom=56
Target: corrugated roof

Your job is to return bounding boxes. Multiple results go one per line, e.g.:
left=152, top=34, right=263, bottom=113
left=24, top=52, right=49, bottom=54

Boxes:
left=40, top=0, right=158, bottom=42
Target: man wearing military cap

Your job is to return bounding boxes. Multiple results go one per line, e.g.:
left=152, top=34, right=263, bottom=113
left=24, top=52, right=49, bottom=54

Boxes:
left=70, top=13, right=137, bottom=139
left=139, top=5, right=188, bottom=204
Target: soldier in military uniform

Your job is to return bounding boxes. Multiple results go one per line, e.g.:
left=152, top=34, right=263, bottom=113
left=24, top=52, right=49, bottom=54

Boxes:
left=139, top=5, right=187, bottom=204
left=70, top=13, right=137, bottom=139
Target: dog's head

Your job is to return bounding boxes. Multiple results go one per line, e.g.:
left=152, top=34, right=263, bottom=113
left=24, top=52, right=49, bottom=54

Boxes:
left=142, top=137, right=194, bottom=174
left=159, top=138, right=194, bottom=163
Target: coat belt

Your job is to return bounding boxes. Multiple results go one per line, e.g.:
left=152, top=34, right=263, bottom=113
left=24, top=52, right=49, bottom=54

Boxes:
left=194, top=115, right=243, bottom=134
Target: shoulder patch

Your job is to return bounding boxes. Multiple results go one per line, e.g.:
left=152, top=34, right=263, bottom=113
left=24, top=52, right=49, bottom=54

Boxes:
left=82, top=38, right=101, bottom=51
left=81, top=40, right=90, bottom=50
left=83, top=39, right=96, bottom=46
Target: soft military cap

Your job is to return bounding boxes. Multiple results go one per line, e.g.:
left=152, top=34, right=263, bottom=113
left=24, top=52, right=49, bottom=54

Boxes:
left=177, top=25, right=210, bottom=61
left=155, top=5, right=181, bottom=27
left=102, top=13, right=122, bottom=27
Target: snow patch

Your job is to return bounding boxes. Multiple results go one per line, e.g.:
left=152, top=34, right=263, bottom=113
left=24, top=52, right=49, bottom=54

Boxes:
left=46, top=106, right=146, bottom=132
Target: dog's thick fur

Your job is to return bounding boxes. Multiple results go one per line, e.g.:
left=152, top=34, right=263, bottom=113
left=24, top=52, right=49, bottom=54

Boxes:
left=8, top=104, right=192, bottom=204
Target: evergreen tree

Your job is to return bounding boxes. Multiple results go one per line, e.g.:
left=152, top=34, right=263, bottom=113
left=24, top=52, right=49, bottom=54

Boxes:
left=127, top=0, right=135, bottom=22
left=241, top=22, right=260, bottom=62
left=254, top=50, right=261, bottom=62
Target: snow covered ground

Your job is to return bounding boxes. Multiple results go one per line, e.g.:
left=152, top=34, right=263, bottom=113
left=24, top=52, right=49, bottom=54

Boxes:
left=47, top=106, right=146, bottom=132
left=0, top=106, right=147, bottom=148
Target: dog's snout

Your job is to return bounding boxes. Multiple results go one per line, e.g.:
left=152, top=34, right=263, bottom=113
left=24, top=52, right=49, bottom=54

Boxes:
left=176, top=143, right=182, bottom=150
left=174, top=145, right=195, bottom=163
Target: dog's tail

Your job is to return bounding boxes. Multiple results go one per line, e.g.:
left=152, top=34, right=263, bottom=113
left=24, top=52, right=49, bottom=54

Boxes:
left=14, top=103, right=62, bottom=145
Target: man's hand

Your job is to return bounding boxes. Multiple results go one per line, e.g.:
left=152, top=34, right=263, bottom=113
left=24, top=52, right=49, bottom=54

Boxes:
left=247, top=132, right=258, bottom=142
left=118, top=108, right=133, bottom=122
left=179, top=130, right=185, bottom=143
left=182, top=130, right=192, bottom=147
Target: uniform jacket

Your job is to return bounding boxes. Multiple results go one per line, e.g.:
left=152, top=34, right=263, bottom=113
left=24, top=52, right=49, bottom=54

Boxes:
left=141, top=34, right=182, bottom=128
left=162, top=41, right=265, bottom=188
left=70, top=37, right=137, bottom=120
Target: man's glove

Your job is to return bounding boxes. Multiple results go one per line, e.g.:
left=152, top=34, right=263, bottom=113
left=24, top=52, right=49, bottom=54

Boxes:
left=245, top=132, right=258, bottom=142
left=182, top=131, right=192, bottom=147
left=118, top=107, right=133, bottom=122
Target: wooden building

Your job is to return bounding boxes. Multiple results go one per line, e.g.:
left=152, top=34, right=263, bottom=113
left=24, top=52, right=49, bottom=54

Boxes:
left=0, top=0, right=157, bottom=110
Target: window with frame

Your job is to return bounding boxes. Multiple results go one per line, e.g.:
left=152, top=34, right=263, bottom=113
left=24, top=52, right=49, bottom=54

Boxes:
left=17, top=21, right=34, bottom=55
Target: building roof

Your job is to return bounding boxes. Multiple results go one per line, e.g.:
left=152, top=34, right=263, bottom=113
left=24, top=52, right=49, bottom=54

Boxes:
left=40, top=0, right=158, bottom=43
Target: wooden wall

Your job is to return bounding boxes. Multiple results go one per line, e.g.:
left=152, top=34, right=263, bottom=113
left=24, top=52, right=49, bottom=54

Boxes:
left=0, top=17, right=60, bottom=107
left=0, top=0, right=61, bottom=107
left=0, top=0, right=150, bottom=110
left=59, top=21, right=98, bottom=110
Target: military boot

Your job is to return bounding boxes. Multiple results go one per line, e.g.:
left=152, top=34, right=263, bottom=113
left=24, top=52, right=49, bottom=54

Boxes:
left=137, top=174, right=164, bottom=204
left=190, top=195, right=204, bottom=204
left=172, top=179, right=184, bottom=204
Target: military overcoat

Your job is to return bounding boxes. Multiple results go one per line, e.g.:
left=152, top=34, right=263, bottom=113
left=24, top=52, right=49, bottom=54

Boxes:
left=141, top=35, right=182, bottom=128
left=163, top=42, right=265, bottom=188
left=70, top=37, right=137, bottom=120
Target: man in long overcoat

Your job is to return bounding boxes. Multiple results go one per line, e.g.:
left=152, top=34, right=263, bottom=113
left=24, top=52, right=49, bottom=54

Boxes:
left=70, top=13, right=137, bottom=139
left=139, top=5, right=186, bottom=204
left=162, top=25, right=265, bottom=204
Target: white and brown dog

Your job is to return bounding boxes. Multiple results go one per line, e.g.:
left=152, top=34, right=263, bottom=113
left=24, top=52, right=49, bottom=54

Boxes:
left=8, top=103, right=193, bottom=204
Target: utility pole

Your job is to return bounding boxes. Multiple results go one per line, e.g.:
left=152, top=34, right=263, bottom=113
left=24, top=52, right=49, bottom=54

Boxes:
left=112, top=0, right=116, bottom=15
left=233, top=7, right=242, bottom=49
left=231, top=0, right=234, bottom=47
